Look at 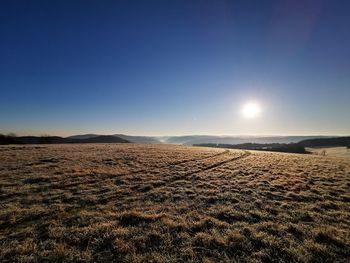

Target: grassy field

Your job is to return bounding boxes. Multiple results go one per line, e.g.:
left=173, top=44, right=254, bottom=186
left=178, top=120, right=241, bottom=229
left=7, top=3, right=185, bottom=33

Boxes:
left=0, top=144, right=349, bottom=262
left=307, top=146, right=350, bottom=159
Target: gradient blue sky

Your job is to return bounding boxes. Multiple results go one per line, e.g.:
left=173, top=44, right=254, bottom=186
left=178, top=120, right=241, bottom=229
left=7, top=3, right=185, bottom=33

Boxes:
left=1, top=0, right=349, bottom=136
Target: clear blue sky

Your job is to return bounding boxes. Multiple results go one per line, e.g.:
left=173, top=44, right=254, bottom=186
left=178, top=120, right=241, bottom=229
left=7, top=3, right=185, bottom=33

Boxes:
left=1, top=0, right=349, bottom=136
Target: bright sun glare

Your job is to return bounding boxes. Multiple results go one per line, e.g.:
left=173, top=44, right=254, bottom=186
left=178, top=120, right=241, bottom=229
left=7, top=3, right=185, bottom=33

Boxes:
left=242, top=102, right=261, bottom=119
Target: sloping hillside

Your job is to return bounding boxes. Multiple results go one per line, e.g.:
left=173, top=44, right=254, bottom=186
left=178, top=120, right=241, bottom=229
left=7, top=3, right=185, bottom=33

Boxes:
left=0, top=144, right=349, bottom=262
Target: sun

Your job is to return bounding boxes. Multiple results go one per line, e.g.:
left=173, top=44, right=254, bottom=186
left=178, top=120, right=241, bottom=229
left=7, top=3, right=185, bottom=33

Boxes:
left=242, top=102, right=261, bottom=119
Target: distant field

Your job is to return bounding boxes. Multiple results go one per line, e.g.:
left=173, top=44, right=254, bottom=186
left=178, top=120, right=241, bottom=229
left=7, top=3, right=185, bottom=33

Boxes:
left=0, top=144, right=349, bottom=262
left=307, top=146, right=350, bottom=159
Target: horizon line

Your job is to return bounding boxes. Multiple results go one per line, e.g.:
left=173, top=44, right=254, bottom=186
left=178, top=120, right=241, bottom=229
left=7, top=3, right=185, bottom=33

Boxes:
left=2, top=132, right=349, bottom=138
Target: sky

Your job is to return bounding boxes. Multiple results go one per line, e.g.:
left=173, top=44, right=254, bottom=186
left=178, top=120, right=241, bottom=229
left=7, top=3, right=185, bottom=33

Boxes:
left=1, top=0, right=349, bottom=136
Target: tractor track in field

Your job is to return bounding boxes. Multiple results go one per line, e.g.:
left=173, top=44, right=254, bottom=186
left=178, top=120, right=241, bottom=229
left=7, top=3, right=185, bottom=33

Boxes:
left=53, top=150, right=251, bottom=200
left=159, top=150, right=251, bottom=186
left=43, top=149, right=232, bottom=191
left=187, top=150, right=251, bottom=175
left=92, top=150, right=252, bottom=201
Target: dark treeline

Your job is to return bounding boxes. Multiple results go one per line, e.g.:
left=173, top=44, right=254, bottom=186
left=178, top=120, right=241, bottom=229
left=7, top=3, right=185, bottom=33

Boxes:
left=194, top=143, right=309, bottom=154
left=0, top=134, right=22, bottom=145
left=0, top=135, right=130, bottom=145
left=195, top=136, right=350, bottom=154
left=297, top=137, right=350, bottom=148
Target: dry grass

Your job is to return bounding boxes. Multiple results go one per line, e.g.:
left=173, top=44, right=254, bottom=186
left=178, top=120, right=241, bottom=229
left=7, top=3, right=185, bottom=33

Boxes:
left=307, top=146, right=350, bottom=159
left=0, top=144, right=349, bottom=262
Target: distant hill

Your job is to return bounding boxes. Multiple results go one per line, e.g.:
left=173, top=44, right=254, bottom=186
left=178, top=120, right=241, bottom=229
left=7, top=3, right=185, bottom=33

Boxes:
left=114, top=134, right=161, bottom=144
left=159, top=135, right=215, bottom=144
left=1, top=135, right=130, bottom=144
left=56, top=134, right=340, bottom=145
left=17, top=136, right=68, bottom=144
left=67, top=134, right=100, bottom=140
left=160, top=135, right=333, bottom=145
left=74, top=135, right=129, bottom=144
left=3, top=133, right=347, bottom=146
left=298, top=136, right=350, bottom=148
left=68, top=134, right=161, bottom=144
